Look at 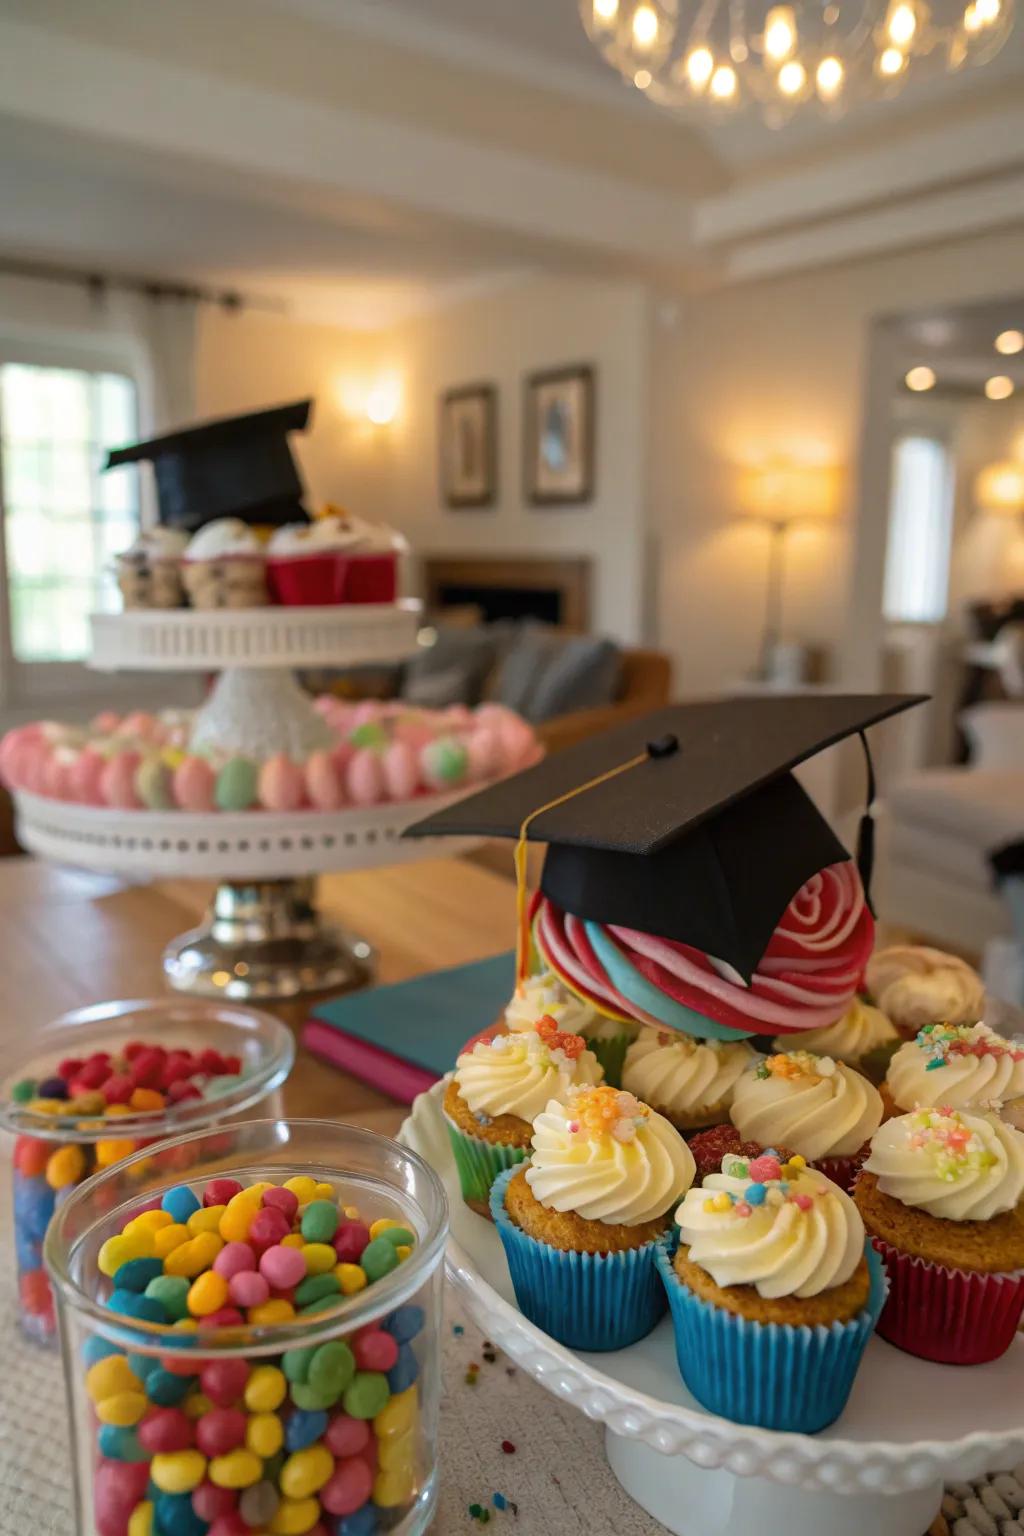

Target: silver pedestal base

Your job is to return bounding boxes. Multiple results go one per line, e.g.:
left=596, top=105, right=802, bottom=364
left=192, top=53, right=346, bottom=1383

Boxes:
left=163, top=877, right=376, bottom=1000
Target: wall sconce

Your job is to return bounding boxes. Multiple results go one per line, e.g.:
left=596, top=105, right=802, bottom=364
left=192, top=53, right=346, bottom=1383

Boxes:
left=365, top=378, right=401, bottom=427
left=738, top=460, right=841, bottom=679
left=975, top=460, right=1024, bottom=516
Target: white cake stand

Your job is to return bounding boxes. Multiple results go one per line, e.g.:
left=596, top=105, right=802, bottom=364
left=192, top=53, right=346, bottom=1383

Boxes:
left=401, top=1081, right=1024, bottom=1536
left=11, top=601, right=481, bottom=999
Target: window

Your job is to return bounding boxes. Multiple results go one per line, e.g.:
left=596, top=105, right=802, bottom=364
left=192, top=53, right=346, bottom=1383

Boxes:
left=882, top=434, right=953, bottom=624
left=0, top=361, right=139, bottom=665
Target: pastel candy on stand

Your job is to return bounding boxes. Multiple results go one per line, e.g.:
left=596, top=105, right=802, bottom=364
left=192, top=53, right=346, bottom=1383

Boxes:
left=381, top=741, right=418, bottom=801
left=346, top=750, right=384, bottom=807
left=173, top=756, right=216, bottom=812
left=259, top=754, right=306, bottom=812
left=69, top=748, right=107, bottom=805
left=215, top=757, right=258, bottom=811
left=135, top=757, right=174, bottom=810
left=101, top=751, right=143, bottom=809
left=420, top=736, right=468, bottom=791
left=304, top=751, right=344, bottom=811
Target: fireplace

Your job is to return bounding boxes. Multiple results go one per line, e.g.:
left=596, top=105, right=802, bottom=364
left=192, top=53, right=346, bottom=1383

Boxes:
left=421, top=556, right=591, bottom=630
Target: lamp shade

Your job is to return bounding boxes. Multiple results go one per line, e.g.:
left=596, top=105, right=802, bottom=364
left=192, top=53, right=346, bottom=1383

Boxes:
left=975, top=461, right=1024, bottom=515
left=740, top=461, right=841, bottom=523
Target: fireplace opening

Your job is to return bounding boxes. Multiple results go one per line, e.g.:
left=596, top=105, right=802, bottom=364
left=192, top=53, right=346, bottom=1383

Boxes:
left=435, top=582, right=562, bottom=625
left=422, top=557, right=591, bottom=632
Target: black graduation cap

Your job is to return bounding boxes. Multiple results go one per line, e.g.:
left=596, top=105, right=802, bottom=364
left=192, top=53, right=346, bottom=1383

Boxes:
left=406, top=693, right=925, bottom=980
left=104, top=400, right=313, bottom=532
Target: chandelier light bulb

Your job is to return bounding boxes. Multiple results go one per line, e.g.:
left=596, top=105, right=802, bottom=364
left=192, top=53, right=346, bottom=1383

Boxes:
left=887, top=3, right=919, bottom=44
left=816, top=55, right=845, bottom=94
left=632, top=3, right=660, bottom=48
left=974, top=0, right=1001, bottom=22
left=879, top=44, right=907, bottom=71
left=764, top=5, right=798, bottom=59
left=634, top=66, right=653, bottom=86
left=710, top=62, right=738, bottom=97
left=995, top=330, right=1024, bottom=355
left=986, top=375, right=1015, bottom=400
left=778, top=58, right=807, bottom=92
left=963, top=4, right=983, bottom=30
left=905, top=366, right=937, bottom=391
left=685, top=45, right=715, bottom=86
left=593, top=0, right=619, bottom=21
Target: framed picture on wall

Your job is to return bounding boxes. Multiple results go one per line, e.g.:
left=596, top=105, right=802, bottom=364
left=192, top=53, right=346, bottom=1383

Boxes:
left=440, top=383, right=497, bottom=508
left=524, top=364, right=595, bottom=506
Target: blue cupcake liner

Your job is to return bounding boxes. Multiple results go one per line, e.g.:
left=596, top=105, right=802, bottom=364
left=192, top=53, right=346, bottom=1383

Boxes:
left=490, top=1166, right=667, bottom=1351
left=655, top=1234, right=886, bottom=1433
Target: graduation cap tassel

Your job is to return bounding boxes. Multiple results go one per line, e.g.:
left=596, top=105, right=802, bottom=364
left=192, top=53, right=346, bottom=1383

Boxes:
left=855, top=729, right=877, bottom=906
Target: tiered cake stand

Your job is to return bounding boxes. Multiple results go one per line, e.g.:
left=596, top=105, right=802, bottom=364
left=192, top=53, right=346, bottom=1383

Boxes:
left=13, top=602, right=475, bottom=999
left=402, top=1082, right=1024, bottom=1536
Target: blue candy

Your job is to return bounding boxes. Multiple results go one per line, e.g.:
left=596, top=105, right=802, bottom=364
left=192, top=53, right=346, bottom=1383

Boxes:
left=82, top=1335, right=120, bottom=1366
left=15, top=1178, right=55, bottom=1240
left=160, top=1185, right=201, bottom=1223
left=99, top=1424, right=148, bottom=1462
left=15, top=1227, right=40, bottom=1272
left=127, top=1352, right=160, bottom=1381
left=383, top=1304, right=425, bottom=1344
left=338, top=1507, right=378, bottom=1535
left=386, top=1343, right=419, bottom=1395
left=284, top=1408, right=329, bottom=1451
left=145, top=1368, right=194, bottom=1406
left=113, top=1257, right=164, bottom=1294
left=107, top=1291, right=167, bottom=1324
left=153, top=1491, right=207, bottom=1536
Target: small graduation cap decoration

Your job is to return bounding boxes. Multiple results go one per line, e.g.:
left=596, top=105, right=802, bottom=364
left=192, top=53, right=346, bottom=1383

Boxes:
left=406, top=693, right=926, bottom=987
left=104, top=400, right=313, bottom=533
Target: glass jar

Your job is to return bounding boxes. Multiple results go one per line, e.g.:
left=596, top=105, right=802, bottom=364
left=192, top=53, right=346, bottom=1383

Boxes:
left=0, top=997, right=294, bottom=1342
left=45, top=1118, right=447, bottom=1536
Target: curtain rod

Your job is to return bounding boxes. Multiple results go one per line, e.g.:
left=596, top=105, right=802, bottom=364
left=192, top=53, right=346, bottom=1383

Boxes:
left=0, top=255, right=288, bottom=315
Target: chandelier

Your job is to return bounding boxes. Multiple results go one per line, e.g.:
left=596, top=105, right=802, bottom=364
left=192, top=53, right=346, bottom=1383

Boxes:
left=578, top=0, right=1014, bottom=120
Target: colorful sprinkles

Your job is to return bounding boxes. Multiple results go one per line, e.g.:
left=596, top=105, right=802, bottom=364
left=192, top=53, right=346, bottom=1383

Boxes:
left=905, top=1106, right=1000, bottom=1179
left=916, top=1022, right=1024, bottom=1071
left=566, top=1085, right=649, bottom=1145
left=701, top=1150, right=818, bottom=1219
left=754, top=1051, right=835, bottom=1084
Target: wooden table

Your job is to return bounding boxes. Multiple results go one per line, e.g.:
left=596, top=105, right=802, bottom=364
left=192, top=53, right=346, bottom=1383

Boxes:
left=0, top=854, right=517, bottom=1137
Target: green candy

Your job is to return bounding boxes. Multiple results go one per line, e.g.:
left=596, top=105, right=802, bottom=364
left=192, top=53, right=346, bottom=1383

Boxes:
left=290, top=1379, right=342, bottom=1412
left=11, top=1078, right=36, bottom=1103
left=349, top=722, right=388, bottom=750
left=378, top=1226, right=414, bottom=1249
left=300, top=1200, right=340, bottom=1244
left=294, top=1273, right=340, bottom=1308
left=308, top=1340, right=355, bottom=1398
left=298, top=1295, right=342, bottom=1317
left=342, top=1370, right=390, bottom=1420
left=145, top=1275, right=190, bottom=1322
left=361, top=1236, right=400, bottom=1283
left=215, top=757, right=258, bottom=811
left=282, top=1345, right=317, bottom=1384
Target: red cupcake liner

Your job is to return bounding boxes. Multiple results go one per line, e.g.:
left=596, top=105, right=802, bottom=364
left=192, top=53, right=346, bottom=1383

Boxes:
left=267, top=550, right=397, bottom=606
left=815, top=1152, right=865, bottom=1194
left=870, top=1234, right=1024, bottom=1364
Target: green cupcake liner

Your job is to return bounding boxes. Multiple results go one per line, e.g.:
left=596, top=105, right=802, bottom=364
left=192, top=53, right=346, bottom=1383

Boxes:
left=444, top=1114, right=527, bottom=1211
left=585, top=1032, right=634, bottom=1089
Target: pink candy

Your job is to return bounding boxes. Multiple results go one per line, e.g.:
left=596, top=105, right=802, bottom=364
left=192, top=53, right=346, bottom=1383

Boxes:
left=305, top=750, right=344, bottom=811
left=352, top=1326, right=398, bottom=1373
left=173, top=755, right=216, bottom=812
left=259, top=1244, right=306, bottom=1290
left=324, top=1413, right=371, bottom=1458
left=213, top=1242, right=257, bottom=1279
left=228, top=1270, right=269, bottom=1309
left=320, top=1456, right=374, bottom=1517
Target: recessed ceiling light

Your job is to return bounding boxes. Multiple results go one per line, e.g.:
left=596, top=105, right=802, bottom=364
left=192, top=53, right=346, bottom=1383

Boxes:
left=995, top=329, right=1024, bottom=356
left=905, top=365, right=936, bottom=391
left=985, top=375, right=1015, bottom=400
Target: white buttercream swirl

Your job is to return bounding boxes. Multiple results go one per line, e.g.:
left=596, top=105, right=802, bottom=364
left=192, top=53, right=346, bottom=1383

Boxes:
left=886, top=1023, right=1024, bottom=1112
left=454, top=1028, right=601, bottom=1122
left=505, top=971, right=599, bottom=1036
left=866, top=945, right=985, bottom=1030
left=184, top=517, right=263, bottom=561
left=864, top=1108, right=1024, bottom=1220
left=622, top=1029, right=755, bottom=1121
left=731, top=1052, right=883, bottom=1160
left=675, top=1157, right=865, bottom=1298
left=525, top=1090, right=694, bottom=1225
left=774, top=997, right=897, bottom=1067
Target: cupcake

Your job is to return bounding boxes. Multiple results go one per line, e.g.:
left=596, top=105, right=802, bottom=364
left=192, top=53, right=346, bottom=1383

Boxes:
left=686, top=1123, right=798, bottom=1183
left=266, top=512, right=405, bottom=606
left=506, top=970, right=637, bottom=1087
left=856, top=1107, right=1024, bottom=1363
left=491, top=1086, right=694, bottom=1350
left=773, top=995, right=898, bottom=1083
left=865, top=945, right=985, bottom=1038
left=659, top=1151, right=883, bottom=1431
left=730, top=1051, right=883, bottom=1190
left=882, top=1021, right=1024, bottom=1120
left=621, top=1027, right=756, bottom=1133
left=443, top=1019, right=602, bottom=1217
left=115, top=526, right=187, bottom=609
left=181, top=518, right=268, bottom=609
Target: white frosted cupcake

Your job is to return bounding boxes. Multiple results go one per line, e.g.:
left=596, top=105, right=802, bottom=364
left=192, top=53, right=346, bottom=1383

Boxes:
left=443, top=1021, right=602, bottom=1217
left=181, top=518, right=268, bottom=609
left=730, top=1050, right=883, bottom=1190
left=267, top=512, right=405, bottom=606
left=883, top=1021, right=1024, bottom=1120
left=506, top=970, right=637, bottom=1086
left=865, top=945, right=984, bottom=1037
left=773, top=996, right=897, bottom=1082
left=622, top=1027, right=755, bottom=1132
left=115, top=527, right=187, bottom=609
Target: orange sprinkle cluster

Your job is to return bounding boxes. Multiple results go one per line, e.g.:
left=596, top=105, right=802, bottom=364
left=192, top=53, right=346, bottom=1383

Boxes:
left=755, top=1051, right=824, bottom=1084
left=535, top=1014, right=586, bottom=1062
left=567, top=1085, right=648, bottom=1143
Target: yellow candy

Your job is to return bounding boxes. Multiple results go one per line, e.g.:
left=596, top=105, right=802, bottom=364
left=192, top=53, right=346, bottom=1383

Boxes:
left=283, top=1176, right=318, bottom=1204
left=248, top=1181, right=275, bottom=1198
left=86, top=1354, right=142, bottom=1403
left=208, top=1448, right=263, bottom=1489
left=161, top=747, right=185, bottom=770
left=373, top=1465, right=416, bottom=1509
left=27, top=1098, right=65, bottom=1115
left=96, top=1391, right=148, bottom=1427
left=246, top=1410, right=284, bottom=1458
left=187, top=1205, right=226, bottom=1235
left=281, top=1233, right=306, bottom=1250
left=312, top=1182, right=334, bottom=1201
left=244, top=1365, right=287, bottom=1413
left=163, top=1231, right=223, bottom=1278
left=269, top=1497, right=321, bottom=1535
left=123, top=1210, right=173, bottom=1236
left=153, top=1224, right=191, bottom=1259
left=247, top=1298, right=295, bottom=1325
left=150, top=1449, right=207, bottom=1493
left=106, top=1103, right=134, bottom=1118
left=45, top=1143, right=86, bottom=1190
left=128, top=1501, right=153, bottom=1536
left=187, top=1270, right=229, bottom=1317
left=342, top=1205, right=361, bottom=1221
left=300, top=1243, right=336, bottom=1276
left=374, top=1385, right=417, bottom=1440
left=97, top=1137, right=137, bottom=1168
left=280, top=1443, right=333, bottom=1500
left=98, top=1233, right=153, bottom=1277
left=173, top=1318, right=199, bottom=1335
left=787, top=1153, right=807, bottom=1169
left=369, top=1218, right=404, bottom=1241
left=183, top=1392, right=213, bottom=1420
left=377, top=1424, right=416, bottom=1474
left=335, top=1263, right=367, bottom=1296
left=395, top=1245, right=412, bottom=1263
left=218, top=1203, right=254, bottom=1244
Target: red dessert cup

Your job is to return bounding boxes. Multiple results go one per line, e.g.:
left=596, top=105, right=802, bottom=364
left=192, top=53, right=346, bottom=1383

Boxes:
left=267, top=550, right=397, bottom=606
left=870, top=1234, right=1024, bottom=1363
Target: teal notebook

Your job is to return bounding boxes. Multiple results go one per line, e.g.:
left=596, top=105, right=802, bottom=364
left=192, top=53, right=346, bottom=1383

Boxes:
left=302, top=950, right=516, bottom=1103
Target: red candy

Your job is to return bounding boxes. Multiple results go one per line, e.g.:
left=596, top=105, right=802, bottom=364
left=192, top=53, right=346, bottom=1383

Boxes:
left=324, top=1413, right=370, bottom=1458
left=261, top=1186, right=299, bottom=1220
left=94, top=1459, right=149, bottom=1536
left=204, top=1178, right=244, bottom=1207
left=196, top=1407, right=247, bottom=1457
left=167, top=1081, right=203, bottom=1104
left=248, top=1207, right=291, bottom=1252
left=198, top=1048, right=227, bottom=1075
left=352, top=1326, right=398, bottom=1373
left=333, top=1221, right=371, bottom=1264
left=19, top=1268, right=53, bottom=1318
left=76, top=1058, right=111, bottom=1089
left=139, top=1408, right=194, bottom=1454
left=320, top=1456, right=373, bottom=1517
left=197, top=1307, right=245, bottom=1329
left=208, top=1516, right=249, bottom=1536
left=57, top=1056, right=84, bottom=1081
left=99, top=1074, right=134, bottom=1106
left=192, top=1483, right=238, bottom=1521
left=161, top=1053, right=195, bottom=1087
left=14, top=1136, right=53, bottom=1177
left=129, top=1048, right=166, bottom=1088
left=223, top=1054, right=241, bottom=1075
left=200, top=1358, right=250, bottom=1407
